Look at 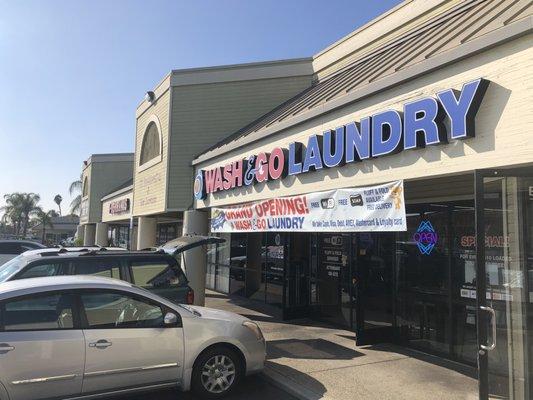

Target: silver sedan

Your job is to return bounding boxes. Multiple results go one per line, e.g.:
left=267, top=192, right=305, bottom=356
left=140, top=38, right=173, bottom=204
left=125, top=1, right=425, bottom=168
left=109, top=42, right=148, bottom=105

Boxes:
left=0, top=276, right=266, bottom=399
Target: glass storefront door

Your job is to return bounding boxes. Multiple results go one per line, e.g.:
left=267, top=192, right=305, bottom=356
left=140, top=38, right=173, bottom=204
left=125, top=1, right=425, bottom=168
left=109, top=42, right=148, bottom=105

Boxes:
left=475, top=169, right=532, bottom=400
left=355, top=233, right=394, bottom=344
left=315, top=233, right=353, bottom=327
left=283, top=233, right=311, bottom=319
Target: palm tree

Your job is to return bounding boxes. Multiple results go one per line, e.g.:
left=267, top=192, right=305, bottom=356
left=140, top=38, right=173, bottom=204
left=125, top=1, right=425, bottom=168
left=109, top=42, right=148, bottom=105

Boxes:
left=18, top=193, right=41, bottom=237
left=1, top=193, right=24, bottom=236
left=69, top=177, right=82, bottom=215
left=32, top=208, right=55, bottom=243
left=1, top=193, right=41, bottom=237
left=54, top=194, right=63, bottom=216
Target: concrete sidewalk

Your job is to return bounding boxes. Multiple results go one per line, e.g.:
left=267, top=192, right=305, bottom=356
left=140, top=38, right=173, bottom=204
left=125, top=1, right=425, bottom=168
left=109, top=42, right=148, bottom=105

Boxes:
left=205, top=291, right=478, bottom=400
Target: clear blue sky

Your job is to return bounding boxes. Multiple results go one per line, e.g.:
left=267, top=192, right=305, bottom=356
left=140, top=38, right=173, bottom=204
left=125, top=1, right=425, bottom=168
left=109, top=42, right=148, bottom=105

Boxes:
left=0, top=0, right=401, bottom=214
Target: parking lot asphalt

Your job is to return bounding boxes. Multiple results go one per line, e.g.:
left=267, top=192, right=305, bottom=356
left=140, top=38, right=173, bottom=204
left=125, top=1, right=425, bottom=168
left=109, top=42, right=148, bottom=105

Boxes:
left=117, top=375, right=296, bottom=400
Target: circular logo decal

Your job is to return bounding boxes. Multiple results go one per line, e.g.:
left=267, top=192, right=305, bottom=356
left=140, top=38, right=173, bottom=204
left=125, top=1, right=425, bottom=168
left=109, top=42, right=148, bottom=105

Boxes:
left=194, top=171, right=205, bottom=200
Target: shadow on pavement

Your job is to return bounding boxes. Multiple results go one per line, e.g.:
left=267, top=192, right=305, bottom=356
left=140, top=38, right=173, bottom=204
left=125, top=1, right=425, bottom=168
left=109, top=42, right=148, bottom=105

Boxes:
left=238, top=313, right=278, bottom=323
left=115, top=374, right=298, bottom=400
left=267, top=338, right=363, bottom=360
left=266, top=361, right=327, bottom=400
left=363, top=342, right=477, bottom=379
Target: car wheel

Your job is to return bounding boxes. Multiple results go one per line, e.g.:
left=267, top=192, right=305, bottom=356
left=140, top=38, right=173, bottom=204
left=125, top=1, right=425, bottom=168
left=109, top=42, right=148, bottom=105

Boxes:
left=192, top=346, right=243, bottom=399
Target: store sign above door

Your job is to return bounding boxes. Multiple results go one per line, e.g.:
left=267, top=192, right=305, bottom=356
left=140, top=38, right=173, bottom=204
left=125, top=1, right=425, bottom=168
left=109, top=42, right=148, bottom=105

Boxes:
left=210, top=180, right=406, bottom=233
left=194, top=79, right=489, bottom=200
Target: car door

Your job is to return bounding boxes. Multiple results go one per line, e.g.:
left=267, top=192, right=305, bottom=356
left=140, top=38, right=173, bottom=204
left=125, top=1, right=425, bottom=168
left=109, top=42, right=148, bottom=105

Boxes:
left=0, top=291, right=85, bottom=400
left=79, top=289, right=184, bottom=394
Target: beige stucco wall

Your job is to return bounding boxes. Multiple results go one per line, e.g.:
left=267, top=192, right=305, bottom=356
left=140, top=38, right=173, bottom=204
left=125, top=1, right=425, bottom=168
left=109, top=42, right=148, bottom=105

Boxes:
left=195, top=34, right=533, bottom=208
left=101, top=190, right=133, bottom=223
left=133, top=83, right=171, bottom=216
left=167, top=74, right=314, bottom=211
left=84, top=161, right=133, bottom=224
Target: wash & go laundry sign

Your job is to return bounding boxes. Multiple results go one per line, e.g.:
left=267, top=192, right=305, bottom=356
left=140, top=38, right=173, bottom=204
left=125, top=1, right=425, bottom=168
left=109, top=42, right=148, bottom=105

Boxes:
left=194, top=79, right=489, bottom=200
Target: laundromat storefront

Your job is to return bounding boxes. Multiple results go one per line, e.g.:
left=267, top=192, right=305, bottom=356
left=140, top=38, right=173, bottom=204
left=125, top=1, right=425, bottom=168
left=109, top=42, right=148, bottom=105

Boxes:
left=196, top=78, right=533, bottom=398
left=192, top=14, right=533, bottom=397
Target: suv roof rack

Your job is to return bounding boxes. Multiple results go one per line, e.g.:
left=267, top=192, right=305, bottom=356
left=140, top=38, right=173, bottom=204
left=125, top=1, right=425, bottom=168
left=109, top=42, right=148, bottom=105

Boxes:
left=39, top=247, right=94, bottom=257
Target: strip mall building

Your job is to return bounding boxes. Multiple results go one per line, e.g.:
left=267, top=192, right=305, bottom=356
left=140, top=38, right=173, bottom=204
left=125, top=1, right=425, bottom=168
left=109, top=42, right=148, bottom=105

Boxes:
left=78, top=1, right=532, bottom=398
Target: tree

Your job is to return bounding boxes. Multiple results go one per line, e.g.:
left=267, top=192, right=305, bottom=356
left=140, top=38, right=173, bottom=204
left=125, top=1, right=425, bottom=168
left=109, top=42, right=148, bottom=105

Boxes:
left=18, top=193, right=41, bottom=237
left=1, top=193, right=25, bottom=236
left=32, top=208, right=55, bottom=243
left=69, top=177, right=82, bottom=215
left=53, top=194, right=63, bottom=216
left=1, top=195, right=18, bottom=235
left=1, top=192, right=42, bottom=237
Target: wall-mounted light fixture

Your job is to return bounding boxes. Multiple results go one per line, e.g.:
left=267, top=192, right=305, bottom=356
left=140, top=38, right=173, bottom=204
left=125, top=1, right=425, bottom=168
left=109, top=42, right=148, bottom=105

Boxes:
left=145, top=91, right=155, bottom=103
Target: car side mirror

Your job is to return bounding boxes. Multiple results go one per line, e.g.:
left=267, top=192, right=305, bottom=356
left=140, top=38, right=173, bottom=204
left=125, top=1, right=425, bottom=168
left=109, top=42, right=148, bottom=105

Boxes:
left=164, top=312, right=178, bottom=326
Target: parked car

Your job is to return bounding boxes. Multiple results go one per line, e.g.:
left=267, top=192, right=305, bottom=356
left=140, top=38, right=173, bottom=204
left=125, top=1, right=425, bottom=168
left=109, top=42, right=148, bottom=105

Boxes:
left=0, top=239, right=45, bottom=265
left=0, top=235, right=223, bottom=305
left=0, top=275, right=266, bottom=399
left=60, top=236, right=75, bottom=246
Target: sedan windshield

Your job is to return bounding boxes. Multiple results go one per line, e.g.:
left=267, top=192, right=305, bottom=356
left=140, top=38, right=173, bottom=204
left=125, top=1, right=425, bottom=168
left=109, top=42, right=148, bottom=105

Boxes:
left=0, top=256, right=24, bottom=282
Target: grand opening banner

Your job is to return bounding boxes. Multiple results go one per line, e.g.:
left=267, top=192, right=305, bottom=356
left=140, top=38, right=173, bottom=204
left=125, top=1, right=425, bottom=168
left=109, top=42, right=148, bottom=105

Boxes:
left=210, top=180, right=407, bottom=233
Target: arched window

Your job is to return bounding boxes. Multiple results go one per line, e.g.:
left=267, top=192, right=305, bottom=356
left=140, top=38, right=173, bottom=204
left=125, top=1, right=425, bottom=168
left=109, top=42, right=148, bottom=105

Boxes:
left=140, top=120, right=162, bottom=166
left=82, top=177, right=88, bottom=197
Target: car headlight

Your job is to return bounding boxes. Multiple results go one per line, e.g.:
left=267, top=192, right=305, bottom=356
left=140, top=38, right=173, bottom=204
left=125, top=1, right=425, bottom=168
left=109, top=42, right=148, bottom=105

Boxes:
left=242, top=321, right=264, bottom=341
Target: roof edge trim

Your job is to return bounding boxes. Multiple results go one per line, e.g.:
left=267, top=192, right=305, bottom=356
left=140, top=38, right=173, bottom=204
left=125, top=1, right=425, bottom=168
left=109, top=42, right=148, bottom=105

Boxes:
left=192, top=16, right=533, bottom=166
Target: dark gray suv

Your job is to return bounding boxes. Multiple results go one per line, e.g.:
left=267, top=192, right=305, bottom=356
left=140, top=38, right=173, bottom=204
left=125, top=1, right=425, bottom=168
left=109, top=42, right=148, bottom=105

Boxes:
left=0, top=235, right=224, bottom=305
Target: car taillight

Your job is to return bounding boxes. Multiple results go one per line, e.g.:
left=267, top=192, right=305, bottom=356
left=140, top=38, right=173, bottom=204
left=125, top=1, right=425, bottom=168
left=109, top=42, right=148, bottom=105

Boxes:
left=186, top=288, right=194, bottom=305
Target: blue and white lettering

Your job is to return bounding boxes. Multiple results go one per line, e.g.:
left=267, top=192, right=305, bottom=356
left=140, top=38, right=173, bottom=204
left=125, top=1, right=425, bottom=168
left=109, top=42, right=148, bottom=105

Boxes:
left=404, top=97, right=446, bottom=149
left=437, top=78, right=489, bottom=139
left=345, top=118, right=371, bottom=162
left=302, top=134, right=324, bottom=173
left=195, top=79, right=490, bottom=196
left=372, top=110, right=403, bottom=157
left=323, top=127, right=345, bottom=168
left=288, top=142, right=303, bottom=176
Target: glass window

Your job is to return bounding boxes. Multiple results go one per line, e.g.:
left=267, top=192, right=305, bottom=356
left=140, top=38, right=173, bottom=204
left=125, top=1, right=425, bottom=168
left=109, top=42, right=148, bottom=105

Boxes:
left=206, top=242, right=217, bottom=290
left=264, top=232, right=286, bottom=306
left=215, top=234, right=231, bottom=293
left=2, top=293, right=74, bottom=331
left=396, top=203, right=451, bottom=355
left=450, top=202, right=477, bottom=363
left=229, top=234, right=247, bottom=296
left=156, top=223, right=182, bottom=246
left=17, top=262, right=65, bottom=279
left=0, top=256, right=23, bottom=282
left=20, top=243, right=42, bottom=251
left=71, top=259, right=121, bottom=279
left=82, top=177, right=88, bottom=197
left=108, top=226, right=130, bottom=249
left=81, top=292, right=164, bottom=329
left=130, top=260, right=186, bottom=289
left=140, top=122, right=161, bottom=165
left=0, top=243, right=22, bottom=254
left=206, top=233, right=230, bottom=293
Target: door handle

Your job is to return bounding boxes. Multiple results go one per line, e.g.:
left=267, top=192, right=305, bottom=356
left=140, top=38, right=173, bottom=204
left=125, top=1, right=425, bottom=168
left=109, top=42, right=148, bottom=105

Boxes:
left=89, top=340, right=112, bottom=349
left=480, top=306, right=496, bottom=351
left=0, top=344, right=14, bottom=353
